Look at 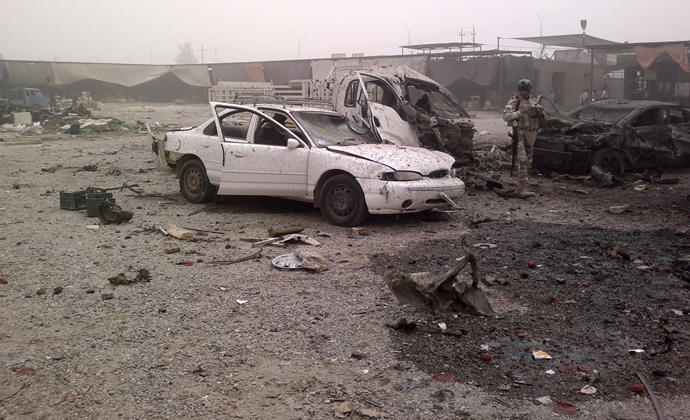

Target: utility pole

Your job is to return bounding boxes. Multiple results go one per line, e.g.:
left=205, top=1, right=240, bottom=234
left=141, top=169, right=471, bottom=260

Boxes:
left=208, top=38, right=223, bottom=62
left=535, top=13, right=546, bottom=37
left=201, top=45, right=204, bottom=64
left=535, top=13, right=547, bottom=58
left=471, top=26, right=476, bottom=51
left=403, top=23, right=416, bottom=55
left=292, top=32, right=306, bottom=59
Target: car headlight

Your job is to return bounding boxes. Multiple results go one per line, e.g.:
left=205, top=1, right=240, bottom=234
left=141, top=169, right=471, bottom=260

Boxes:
left=378, top=171, right=423, bottom=181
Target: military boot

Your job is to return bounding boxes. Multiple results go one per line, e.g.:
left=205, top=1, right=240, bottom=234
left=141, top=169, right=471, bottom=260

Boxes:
left=514, top=180, right=536, bottom=198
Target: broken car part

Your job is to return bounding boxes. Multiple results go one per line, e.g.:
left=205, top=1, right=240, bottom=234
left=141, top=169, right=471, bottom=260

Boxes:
left=383, top=236, right=495, bottom=316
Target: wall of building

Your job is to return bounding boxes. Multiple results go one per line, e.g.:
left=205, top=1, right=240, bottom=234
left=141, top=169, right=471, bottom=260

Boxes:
left=532, top=58, right=605, bottom=111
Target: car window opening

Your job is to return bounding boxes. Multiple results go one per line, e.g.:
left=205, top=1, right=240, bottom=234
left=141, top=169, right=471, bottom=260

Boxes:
left=293, top=111, right=378, bottom=147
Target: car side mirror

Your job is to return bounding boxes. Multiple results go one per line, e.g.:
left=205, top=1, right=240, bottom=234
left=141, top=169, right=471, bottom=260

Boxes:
left=287, top=138, right=300, bottom=149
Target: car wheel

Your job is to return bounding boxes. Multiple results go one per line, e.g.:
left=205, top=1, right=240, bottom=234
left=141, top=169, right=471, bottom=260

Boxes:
left=319, top=174, right=369, bottom=226
left=179, top=160, right=217, bottom=204
left=592, top=148, right=625, bottom=174
left=31, top=104, right=41, bottom=112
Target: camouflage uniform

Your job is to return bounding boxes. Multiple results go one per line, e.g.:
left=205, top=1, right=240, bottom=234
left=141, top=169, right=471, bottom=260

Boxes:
left=502, top=94, right=544, bottom=196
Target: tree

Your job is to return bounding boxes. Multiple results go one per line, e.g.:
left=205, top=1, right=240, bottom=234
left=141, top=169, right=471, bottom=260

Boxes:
left=175, top=42, right=197, bottom=64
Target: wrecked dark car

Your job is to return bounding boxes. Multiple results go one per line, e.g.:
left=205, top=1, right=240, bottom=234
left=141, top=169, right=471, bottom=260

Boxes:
left=533, top=100, right=690, bottom=174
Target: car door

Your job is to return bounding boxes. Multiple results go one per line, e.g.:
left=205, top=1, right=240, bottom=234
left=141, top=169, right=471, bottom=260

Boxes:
left=355, top=73, right=420, bottom=147
left=628, top=106, right=674, bottom=162
left=212, top=103, right=310, bottom=197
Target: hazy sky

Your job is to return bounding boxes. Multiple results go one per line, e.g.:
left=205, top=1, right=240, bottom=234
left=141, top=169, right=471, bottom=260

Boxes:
left=2, top=0, right=686, bottom=64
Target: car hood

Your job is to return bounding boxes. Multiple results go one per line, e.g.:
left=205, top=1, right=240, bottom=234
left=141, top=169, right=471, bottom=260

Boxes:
left=326, top=144, right=454, bottom=172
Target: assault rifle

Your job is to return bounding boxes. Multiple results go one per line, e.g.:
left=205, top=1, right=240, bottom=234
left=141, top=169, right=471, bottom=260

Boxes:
left=510, top=121, right=518, bottom=177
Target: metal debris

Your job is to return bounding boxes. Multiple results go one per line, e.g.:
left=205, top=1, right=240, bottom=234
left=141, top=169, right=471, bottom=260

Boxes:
left=383, top=236, right=495, bottom=317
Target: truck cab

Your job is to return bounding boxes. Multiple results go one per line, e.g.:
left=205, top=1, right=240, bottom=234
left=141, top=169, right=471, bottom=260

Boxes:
left=2, top=87, right=49, bottom=111
left=329, top=66, right=476, bottom=165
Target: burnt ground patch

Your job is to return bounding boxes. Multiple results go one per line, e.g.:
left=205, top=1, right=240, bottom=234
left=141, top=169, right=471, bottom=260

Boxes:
left=371, top=220, right=690, bottom=403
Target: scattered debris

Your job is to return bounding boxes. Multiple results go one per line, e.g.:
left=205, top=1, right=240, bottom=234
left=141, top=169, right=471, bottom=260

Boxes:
left=272, top=253, right=303, bottom=269
left=108, top=269, right=151, bottom=286
left=166, top=225, right=197, bottom=241
left=268, top=224, right=305, bottom=237
left=207, top=248, right=263, bottom=265
left=0, top=383, right=23, bottom=401
left=591, top=166, right=615, bottom=188
left=350, top=350, right=367, bottom=360
left=98, top=200, right=133, bottom=224
left=532, top=351, right=552, bottom=360
left=247, top=234, right=320, bottom=248
left=467, top=171, right=503, bottom=189
left=469, top=216, right=492, bottom=227
left=602, top=241, right=632, bottom=260
left=295, top=249, right=329, bottom=272
left=385, top=318, right=417, bottom=330
left=315, top=225, right=334, bottom=237
left=609, top=204, right=633, bottom=214
left=6, top=357, right=32, bottom=367
left=580, top=385, right=597, bottom=394
left=383, top=236, right=495, bottom=317
left=636, top=371, right=666, bottom=420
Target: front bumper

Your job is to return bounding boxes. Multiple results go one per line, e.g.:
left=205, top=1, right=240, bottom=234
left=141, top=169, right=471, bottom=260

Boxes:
left=359, top=177, right=465, bottom=214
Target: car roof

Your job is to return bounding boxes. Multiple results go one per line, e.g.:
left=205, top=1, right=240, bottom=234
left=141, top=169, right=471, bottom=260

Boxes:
left=580, top=99, right=676, bottom=110
left=211, top=101, right=341, bottom=116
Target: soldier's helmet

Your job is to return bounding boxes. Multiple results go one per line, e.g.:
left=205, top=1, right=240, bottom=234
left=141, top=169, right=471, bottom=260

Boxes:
left=517, top=79, right=533, bottom=91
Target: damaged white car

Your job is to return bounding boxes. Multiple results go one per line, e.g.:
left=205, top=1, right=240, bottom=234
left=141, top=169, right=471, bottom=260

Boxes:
left=148, top=102, right=465, bottom=226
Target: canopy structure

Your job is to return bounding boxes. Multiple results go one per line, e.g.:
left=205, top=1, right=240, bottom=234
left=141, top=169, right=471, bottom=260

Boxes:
left=401, top=42, right=482, bottom=53
left=513, top=34, right=618, bottom=48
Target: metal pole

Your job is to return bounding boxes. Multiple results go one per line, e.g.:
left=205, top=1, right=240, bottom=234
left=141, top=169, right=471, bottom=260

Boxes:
left=590, top=47, right=595, bottom=102
left=403, top=23, right=415, bottom=54
left=497, top=36, right=503, bottom=107
left=292, top=32, right=306, bottom=59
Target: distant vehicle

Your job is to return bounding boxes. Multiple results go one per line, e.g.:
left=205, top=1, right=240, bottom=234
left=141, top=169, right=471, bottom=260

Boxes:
left=148, top=102, right=465, bottom=226
left=533, top=100, right=690, bottom=174
left=1, top=87, right=49, bottom=111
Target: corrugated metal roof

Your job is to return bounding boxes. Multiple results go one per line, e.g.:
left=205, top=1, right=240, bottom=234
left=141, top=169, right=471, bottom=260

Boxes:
left=513, top=34, right=617, bottom=48
left=587, top=40, right=690, bottom=51
left=402, top=42, right=482, bottom=50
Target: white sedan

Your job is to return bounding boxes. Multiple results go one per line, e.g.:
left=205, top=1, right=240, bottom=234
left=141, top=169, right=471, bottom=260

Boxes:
left=148, top=102, right=464, bottom=226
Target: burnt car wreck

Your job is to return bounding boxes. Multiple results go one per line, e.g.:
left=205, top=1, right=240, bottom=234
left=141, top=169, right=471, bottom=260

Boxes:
left=330, top=66, right=476, bottom=166
left=532, top=100, right=690, bottom=174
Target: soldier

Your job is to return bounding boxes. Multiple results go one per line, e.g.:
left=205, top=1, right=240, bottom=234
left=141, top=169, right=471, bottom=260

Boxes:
left=502, top=79, right=544, bottom=198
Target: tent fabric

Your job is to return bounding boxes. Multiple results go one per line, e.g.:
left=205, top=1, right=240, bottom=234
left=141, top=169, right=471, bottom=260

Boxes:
left=52, top=63, right=170, bottom=87
left=262, top=60, right=312, bottom=84
left=171, top=65, right=212, bottom=87
left=310, top=56, right=427, bottom=80
left=634, top=44, right=690, bottom=73
left=427, top=57, right=498, bottom=87
left=514, top=34, right=617, bottom=48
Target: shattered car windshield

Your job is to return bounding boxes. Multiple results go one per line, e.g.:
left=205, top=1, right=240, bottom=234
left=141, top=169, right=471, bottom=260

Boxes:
left=406, top=81, right=468, bottom=118
left=573, top=107, right=634, bottom=123
left=293, top=111, right=378, bottom=147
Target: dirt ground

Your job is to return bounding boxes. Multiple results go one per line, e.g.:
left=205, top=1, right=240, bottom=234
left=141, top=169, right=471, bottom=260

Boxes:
left=0, top=103, right=689, bottom=419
